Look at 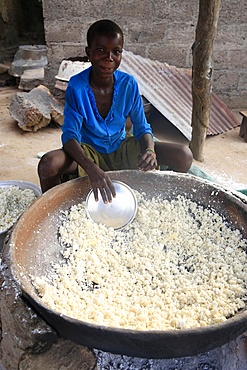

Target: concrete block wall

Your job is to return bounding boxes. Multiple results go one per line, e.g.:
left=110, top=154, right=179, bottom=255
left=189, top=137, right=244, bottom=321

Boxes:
left=42, top=0, right=247, bottom=109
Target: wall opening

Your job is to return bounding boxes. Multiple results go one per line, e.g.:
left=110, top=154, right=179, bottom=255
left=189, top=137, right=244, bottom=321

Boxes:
left=0, top=0, right=45, bottom=63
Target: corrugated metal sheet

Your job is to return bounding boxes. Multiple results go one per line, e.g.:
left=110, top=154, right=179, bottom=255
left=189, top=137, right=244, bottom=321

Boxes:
left=120, top=50, right=239, bottom=140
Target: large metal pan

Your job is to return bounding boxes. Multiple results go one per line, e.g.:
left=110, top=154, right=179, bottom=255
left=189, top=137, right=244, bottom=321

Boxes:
left=8, top=170, right=247, bottom=359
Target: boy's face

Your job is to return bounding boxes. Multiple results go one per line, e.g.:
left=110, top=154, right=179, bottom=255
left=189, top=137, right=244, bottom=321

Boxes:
left=86, top=32, right=123, bottom=77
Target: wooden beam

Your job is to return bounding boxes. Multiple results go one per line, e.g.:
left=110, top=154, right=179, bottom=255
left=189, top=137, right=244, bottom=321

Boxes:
left=189, top=0, right=221, bottom=161
left=239, top=111, right=247, bottom=142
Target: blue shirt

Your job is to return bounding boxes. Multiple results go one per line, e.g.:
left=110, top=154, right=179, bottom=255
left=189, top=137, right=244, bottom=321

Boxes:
left=62, top=66, right=153, bottom=154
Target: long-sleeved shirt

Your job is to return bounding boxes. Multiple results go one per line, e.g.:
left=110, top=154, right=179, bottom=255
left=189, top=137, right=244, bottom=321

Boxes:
left=61, top=66, right=153, bottom=154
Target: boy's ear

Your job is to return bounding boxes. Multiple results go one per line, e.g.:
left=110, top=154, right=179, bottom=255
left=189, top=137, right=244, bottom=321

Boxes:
left=85, top=47, right=90, bottom=57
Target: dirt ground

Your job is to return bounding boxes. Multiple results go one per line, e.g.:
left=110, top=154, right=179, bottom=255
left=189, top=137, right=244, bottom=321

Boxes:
left=0, top=86, right=246, bottom=193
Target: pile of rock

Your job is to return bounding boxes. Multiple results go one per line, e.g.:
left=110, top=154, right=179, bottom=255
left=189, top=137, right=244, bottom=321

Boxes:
left=9, top=85, right=64, bottom=132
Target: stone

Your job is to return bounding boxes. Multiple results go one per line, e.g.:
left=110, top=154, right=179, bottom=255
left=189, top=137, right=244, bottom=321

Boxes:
left=19, top=341, right=97, bottom=370
left=18, top=68, right=45, bottom=91
left=0, top=64, right=10, bottom=75
left=0, top=239, right=97, bottom=370
left=9, top=85, right=64, bottom=132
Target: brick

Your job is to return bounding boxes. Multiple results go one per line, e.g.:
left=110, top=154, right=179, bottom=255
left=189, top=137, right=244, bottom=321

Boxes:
left=213, top=49, right=230, bottom=68
left=128, top=22, right=164, bottom=44
left=166, top=24, right=196, bottom=46
left=214, top=69, right=239, bottom=92
left=125, top=44, right=147, bottom=58
left=218, top=0, right=244, bottom=24
left=45, top=20, right=85, bottom=43
left=228, top=49, right=247, bottom=68
left=117, top=1, right=153, bottom=21
left=215, top=25, right=237, bottom=47
left=238, top=71, right=247, bottom=89
left=167, top=1, right=199, bottom=24
left=147, top=44, right=189, bottom=67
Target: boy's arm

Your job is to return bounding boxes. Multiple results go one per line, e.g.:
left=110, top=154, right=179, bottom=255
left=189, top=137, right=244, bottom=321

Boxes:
left=137, top=134, right=157, bottom=171
left=63, top=139, right=116, bottom=203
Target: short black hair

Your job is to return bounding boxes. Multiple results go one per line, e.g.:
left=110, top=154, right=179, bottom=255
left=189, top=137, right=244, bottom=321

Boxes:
left=87, top=19, right=124, bottom=47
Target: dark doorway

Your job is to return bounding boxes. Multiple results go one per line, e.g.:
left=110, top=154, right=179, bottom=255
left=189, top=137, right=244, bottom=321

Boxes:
left=0, top=0, right=45, bottom=63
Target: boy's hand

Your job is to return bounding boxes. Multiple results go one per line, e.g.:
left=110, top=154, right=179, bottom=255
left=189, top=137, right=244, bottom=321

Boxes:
left=137, top=150, right=157, bottom=171
left=87, top=167, right=116, bottom=203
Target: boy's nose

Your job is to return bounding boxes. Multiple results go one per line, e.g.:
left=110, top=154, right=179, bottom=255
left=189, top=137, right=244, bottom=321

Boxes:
left=105, top=52, right=113, bottom=61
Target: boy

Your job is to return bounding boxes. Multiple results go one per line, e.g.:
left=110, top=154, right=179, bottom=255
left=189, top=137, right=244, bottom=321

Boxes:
left=38, top=19, right=193, bottom=203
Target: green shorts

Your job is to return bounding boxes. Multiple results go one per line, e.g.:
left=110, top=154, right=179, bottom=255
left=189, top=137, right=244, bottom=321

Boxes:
left=78, top=134, right=141, bottom=177
left=62, top=134, right=141, bottom=181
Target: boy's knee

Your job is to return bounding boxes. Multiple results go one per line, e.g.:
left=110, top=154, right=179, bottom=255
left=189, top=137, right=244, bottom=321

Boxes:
left=38, top=152, right=56, bottom=178
left=181, top=145, right=193, bottom=172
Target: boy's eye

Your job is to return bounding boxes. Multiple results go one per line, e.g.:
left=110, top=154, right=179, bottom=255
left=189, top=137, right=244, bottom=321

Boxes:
left=96, top=48, right=122, bottom=55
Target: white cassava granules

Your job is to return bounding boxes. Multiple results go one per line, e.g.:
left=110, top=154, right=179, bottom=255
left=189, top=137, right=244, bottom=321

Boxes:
left=33, top=192, right=247, bottom=330
left=0, top=186, right=37, bottom=232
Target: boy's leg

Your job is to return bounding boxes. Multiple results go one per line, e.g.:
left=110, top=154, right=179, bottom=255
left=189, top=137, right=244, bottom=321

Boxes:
left=105, top=135, right=141, bottom=170
left=38, top=148, right=77, bottom=193
left=155, top=141, right=193, bottom=173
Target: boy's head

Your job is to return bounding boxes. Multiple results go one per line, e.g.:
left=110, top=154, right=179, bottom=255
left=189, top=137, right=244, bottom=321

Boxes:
left=87, top=19, right=124, bottom=48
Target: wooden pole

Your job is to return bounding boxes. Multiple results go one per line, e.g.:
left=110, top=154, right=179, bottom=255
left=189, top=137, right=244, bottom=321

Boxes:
left=189, top=0, right=221, bottom=161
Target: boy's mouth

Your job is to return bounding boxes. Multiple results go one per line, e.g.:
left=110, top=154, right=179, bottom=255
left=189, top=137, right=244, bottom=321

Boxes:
left=100, top=66, right=115, bottom=73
